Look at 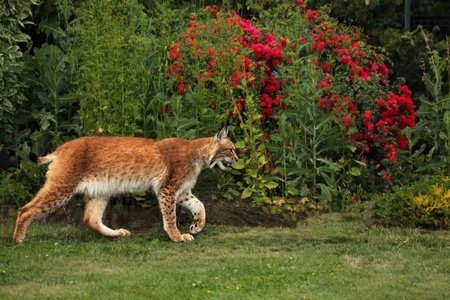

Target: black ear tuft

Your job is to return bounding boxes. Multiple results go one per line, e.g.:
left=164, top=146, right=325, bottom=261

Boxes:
left=215, top=125, right=228, bottom=141
left=29, top=152, right=38, bottom=163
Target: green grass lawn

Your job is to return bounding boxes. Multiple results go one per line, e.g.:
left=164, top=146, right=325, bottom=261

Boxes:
left=0, top=212, right=449, bottom=299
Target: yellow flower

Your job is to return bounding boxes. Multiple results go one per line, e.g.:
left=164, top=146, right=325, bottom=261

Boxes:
left=433, top=184, right=443, bottom=196
left=412, top=193, right=430, bottom=207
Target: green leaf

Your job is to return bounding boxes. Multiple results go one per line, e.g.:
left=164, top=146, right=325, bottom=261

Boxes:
left=264, top=181, right=279, bottom=189
left=349, top=167, right=361, bottom=176
left=317, top=183, right=332, bottom=202
left=258, top=155, right=266, bottom=165
left=40, top=117, right=50, bottom=130
left=241, top=188, right=252, bottom=199
left=232, top=159, right=245, bottom=170
left=235, top=140, right=246, bottom=149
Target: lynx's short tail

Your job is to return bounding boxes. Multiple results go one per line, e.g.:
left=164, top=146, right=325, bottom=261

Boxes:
left=30, top=152, right=56, bottom=164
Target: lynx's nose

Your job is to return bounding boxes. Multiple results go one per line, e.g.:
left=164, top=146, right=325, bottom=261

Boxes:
left=232, top=151, right=239, bottom=162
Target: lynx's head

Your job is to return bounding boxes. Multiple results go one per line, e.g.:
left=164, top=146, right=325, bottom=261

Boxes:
left=208, top=126, right=239, bottom=170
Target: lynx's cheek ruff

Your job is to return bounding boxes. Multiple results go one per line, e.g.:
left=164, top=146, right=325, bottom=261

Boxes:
left=13, top=126, right=237, bottom=243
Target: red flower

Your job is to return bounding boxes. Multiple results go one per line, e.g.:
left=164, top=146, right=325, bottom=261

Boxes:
left=379, top=64, right=388, bottom=75
left=272, top=59, right=280, bottom=67
left=160, top=105, right=169, bottom=114
left=251, top=43, right=265, bottom=58
left=264, top=33, right=277, bottom=46
left=339, top=55, right=351, bottom=64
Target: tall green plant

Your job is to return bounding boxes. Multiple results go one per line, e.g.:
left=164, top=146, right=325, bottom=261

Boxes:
left=269, top=60, right=343, bottom=201
left=21, top=44, right=79, bottom=154
left=69, top=0, right=156, bottom=136
left=413, top=32, right=450, bottom=172
left=233, top=92, right=279, bottom=203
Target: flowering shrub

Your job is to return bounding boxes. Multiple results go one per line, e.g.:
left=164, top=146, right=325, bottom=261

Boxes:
left=284, top=3, right=416, bottom=182
left=411, top=181, right=450, bottom=228
left=165, top=1, right=417, bottom=202
left=165, top=5, right=287, bottom=125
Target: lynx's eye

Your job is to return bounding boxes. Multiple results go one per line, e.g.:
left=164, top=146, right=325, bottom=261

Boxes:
left=225, top=148, right=234, bottom=156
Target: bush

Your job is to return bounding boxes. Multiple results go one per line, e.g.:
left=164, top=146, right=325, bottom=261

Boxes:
left=367, top=175, right=450, bottom=229
left=165, top=1, right=416, bottom=207
left=0, top=162, right=46, bottom=207
left=0, top=0, right=40, bottom=165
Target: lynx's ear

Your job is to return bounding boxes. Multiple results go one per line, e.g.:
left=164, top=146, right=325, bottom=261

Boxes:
left=214, top=125, right=228, bottom=142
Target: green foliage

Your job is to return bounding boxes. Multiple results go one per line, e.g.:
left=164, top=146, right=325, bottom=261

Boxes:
left=412, top=33, right=450, bottom=172
left=234, top=94, right=279, bottom=203
left=271, top=61, right=343, bottom=201
left=0, top=162, right=46, bottom=206
left=308, top=0, right=404, bottom=30
left=20, top=44, right=80, bottom=155
left=69, top=0, right=164, bottom=136
left=367, top=175, right=450, bottom=229
left=0, top=0, right=41, bottom=155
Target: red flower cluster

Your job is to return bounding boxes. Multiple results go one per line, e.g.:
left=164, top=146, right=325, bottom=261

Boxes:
left=166, top=7, right=290, bottom=121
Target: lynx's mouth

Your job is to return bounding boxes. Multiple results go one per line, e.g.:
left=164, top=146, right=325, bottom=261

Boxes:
left=222, top=161, right=233, bottom=168
left=212, top=160, right=234, bottom=170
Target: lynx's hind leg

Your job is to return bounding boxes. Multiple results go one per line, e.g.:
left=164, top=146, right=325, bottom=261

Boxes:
left=83, top=196, right=130, bottom=237
left=178, top=192, right=206, bottom=234
left=13, top=184, right=73, bottom=243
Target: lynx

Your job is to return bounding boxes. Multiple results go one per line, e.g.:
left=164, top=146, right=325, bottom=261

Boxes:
left=13, top=127, right=238, bottom=243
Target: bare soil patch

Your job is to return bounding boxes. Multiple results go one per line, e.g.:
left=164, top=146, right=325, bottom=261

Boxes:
left=4, top=194, right=296, bottom=234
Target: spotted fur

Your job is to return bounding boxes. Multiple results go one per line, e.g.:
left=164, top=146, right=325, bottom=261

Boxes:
left=13, top=127, right=238, bottom=243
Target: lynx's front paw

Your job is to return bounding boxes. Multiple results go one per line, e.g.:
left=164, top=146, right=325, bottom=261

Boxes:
left=181, top=233, right=194, bottom=241
left=171, top=233, right=194, bottom=242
